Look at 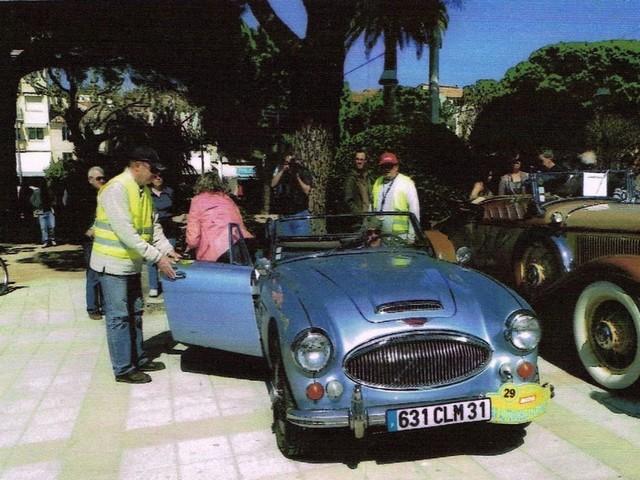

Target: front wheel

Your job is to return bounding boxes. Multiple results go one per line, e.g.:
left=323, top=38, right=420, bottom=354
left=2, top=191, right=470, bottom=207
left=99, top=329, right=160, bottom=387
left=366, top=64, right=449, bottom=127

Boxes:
left=573, top=281, right=640, bottom=390
left=272, top=353, right=307, bottom=458
left=0, top=258, right=8, bottom=296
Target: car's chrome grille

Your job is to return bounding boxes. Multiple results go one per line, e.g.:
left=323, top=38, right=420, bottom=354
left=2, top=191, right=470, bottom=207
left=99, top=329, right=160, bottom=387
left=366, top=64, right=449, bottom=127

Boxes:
left=576, top=234, right=640, bottom=265
left=344, top=333, right=491, bottom=389
left=376, top=300, right=443, bottom=314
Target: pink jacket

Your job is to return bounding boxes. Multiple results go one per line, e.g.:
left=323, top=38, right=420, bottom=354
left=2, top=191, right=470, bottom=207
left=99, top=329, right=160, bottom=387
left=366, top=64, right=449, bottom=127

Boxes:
left=186, top=192, right=254, bottom=262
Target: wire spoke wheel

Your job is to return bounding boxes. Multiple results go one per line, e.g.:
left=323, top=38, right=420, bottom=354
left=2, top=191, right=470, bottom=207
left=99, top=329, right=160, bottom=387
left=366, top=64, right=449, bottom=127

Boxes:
left=574, top=281, right=640, bottom=390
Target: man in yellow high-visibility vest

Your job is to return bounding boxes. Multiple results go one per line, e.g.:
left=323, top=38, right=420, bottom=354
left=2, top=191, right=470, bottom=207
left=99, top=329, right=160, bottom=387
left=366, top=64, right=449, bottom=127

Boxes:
left=90, top=146, right=180, bottom=384
left=371, top=151, right=420, bottom=237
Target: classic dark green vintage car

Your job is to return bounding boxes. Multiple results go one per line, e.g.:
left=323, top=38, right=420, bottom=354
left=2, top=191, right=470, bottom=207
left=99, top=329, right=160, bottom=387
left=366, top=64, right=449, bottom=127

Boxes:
left=438, top=170, right=640, bottom=391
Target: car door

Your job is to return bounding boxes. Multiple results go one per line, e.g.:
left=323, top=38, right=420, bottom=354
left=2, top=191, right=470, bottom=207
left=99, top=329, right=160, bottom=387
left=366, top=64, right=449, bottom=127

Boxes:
left=162, top=224, right=263, bottom=358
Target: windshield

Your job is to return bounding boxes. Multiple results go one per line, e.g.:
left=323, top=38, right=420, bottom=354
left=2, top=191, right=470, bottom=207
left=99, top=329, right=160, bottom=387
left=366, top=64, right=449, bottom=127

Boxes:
left=530, top=170, right=636, bottom=204
left=270, top=212, right=432, bottom=261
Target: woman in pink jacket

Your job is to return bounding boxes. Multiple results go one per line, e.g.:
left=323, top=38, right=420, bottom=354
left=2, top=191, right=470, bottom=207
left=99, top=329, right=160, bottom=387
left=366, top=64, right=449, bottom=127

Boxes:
left=186, top=173, right=254, bottom=262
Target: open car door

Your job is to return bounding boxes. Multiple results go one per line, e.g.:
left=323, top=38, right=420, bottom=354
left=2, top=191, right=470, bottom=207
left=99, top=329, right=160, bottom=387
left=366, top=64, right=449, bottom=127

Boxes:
left=162, top=224, right=262, bottom=357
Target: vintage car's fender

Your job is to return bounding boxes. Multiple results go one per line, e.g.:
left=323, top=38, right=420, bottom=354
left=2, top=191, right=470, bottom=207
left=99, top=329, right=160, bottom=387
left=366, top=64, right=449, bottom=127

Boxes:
left=511, top=229, right=574, bottom=297
left=424, top=229, right=456, bottom=263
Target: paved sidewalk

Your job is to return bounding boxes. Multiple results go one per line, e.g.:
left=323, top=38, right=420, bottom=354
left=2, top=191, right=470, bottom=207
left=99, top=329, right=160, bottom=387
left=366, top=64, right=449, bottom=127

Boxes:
left=1, top=244, right=640, bottom=480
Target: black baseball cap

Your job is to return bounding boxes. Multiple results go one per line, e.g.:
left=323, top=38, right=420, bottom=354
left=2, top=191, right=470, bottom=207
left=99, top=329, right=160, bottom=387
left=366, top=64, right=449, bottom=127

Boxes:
left=127, top=146, right=166, bottom=173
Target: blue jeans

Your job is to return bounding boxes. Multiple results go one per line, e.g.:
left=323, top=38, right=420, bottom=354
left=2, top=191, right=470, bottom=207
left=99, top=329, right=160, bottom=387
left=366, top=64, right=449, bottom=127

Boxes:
left=83, top=242, right=102, bottom=313
left=37, top=211, right=55, bottom=243
left=146, top=238, right=176, bottom=291
left=98, top=272, right=149, bottom=376
left=277, top=210, right=311, bottom=236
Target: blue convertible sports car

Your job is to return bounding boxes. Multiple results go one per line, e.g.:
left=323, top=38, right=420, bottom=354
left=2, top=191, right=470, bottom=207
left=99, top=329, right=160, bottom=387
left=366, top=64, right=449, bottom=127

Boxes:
left=163, top=212, right=552, bottom=457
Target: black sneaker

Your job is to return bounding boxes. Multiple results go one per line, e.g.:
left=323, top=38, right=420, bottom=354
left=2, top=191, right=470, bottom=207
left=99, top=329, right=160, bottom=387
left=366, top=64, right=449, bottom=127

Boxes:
left=88, top=312, right=102, bottom=320
left=138, top=361, right=166, bottom=372
left=115, top=371, right=152, bottom=384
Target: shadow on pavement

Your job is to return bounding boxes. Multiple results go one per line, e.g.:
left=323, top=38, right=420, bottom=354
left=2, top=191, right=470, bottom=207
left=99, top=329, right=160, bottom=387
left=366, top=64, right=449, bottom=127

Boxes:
left=180, top=346, right=269, bottom=382
left=143, top=331, right=183, bottom=358
left=285, top=422, right=526, bottom=467
left=590, top=390, right=640, bottom=418
left=16, top=248, right=85, bottom=272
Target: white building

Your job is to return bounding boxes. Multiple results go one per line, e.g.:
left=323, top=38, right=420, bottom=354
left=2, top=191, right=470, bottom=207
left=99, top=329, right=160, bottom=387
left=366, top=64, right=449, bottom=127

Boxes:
left=15, top=74, right=53, bottom=179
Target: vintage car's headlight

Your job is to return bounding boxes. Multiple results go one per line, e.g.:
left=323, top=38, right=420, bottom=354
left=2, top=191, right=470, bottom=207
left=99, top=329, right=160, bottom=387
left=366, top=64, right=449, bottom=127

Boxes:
left=505, top=312, right=541, bottom=351
left=293, top=330, right=332, bottom=373
left=456, top=246, right=472, bottom=265
left=550, top=211, right=564, bottom=224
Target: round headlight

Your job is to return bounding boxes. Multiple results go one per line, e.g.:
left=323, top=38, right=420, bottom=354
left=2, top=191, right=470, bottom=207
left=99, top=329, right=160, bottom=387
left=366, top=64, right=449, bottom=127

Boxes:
left=550, top=211, right=563, bottom=224
left=294, top=331, right=332, bottom=373
left=505, top=312, right=541, bottom=351
left=456, top=246, right=472, bottom=265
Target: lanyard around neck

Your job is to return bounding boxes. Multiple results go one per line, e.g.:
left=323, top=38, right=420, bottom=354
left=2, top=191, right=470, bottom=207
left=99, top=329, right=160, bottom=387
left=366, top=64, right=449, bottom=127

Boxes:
left=379, top=176, right=397, bottom=211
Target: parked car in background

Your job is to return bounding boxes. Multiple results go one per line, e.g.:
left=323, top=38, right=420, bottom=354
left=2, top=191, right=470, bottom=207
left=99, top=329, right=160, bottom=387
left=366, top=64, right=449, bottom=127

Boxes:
left=437, top=170, right=640, bottom=391
left=163, top=212, right=552, bottom=457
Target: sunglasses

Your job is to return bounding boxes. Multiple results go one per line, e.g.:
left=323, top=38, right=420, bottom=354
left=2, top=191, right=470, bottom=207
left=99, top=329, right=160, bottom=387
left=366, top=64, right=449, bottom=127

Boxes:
left=366, top=228, right=381, bottom=235
left=90, top=176, right=106, bottom=182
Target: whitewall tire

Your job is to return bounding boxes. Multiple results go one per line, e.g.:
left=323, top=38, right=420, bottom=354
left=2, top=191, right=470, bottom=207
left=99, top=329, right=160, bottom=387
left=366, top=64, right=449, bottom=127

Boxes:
left=573, top=281, right=640, bottom=390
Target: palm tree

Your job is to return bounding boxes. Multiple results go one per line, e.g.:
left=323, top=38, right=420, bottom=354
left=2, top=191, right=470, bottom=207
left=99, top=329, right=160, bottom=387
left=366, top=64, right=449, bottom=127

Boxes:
left=347, top=0, right=454, bottom=123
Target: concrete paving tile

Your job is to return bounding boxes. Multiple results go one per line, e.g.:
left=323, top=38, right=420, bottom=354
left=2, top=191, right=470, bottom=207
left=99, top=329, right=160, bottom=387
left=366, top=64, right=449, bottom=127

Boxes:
left=31, top=406, right=78, bottom=426
left=179, top=459, right=239, bottom=480
left=39, top=392, right=84, bottom=410
left=125, top=408, right=173, bottom=430
left=120, top=443, right=177, bottom=473
left=0, top=398, right=40, bottom=415
left=236, top=450, right=298, bottom=480
left=0, top=412, right=30, bottom=431
left=177, top=435, right=232, bottom=464
left=0, top=460, right=61, bottom=480
left=230, top=430, right=274, bottom=456
left=0, top=429, right=22, bottom=449
left=364, top=462, right=423, bottom=479
left=119, top=466, right=178, bottom=480
left=472, top=449, right=558, bottom=480
left=20, top=419, right=75, bottom=444
left=174, top=401, right=220, bottom=422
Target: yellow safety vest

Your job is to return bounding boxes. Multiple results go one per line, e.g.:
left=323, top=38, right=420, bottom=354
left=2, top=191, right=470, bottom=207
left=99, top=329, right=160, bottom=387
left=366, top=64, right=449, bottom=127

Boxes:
left=93, top=171, right=154, bottom=260
left=372, top=173, right=413, bottom=235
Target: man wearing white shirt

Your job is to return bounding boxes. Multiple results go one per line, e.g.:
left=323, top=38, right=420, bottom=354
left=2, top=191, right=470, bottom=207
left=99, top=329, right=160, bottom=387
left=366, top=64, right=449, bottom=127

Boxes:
left=371, top=151, right=420, bottom=237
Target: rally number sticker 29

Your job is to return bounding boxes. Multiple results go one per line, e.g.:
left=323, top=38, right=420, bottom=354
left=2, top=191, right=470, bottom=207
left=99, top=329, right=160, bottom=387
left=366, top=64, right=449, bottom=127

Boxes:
left=387, top=399, right=491, bottom=432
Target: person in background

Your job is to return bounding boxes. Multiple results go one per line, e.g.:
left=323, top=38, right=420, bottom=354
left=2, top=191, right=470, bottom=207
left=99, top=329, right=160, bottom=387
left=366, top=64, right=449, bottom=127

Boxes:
left=186, top=172, right=254, bottom=262
left=271, top=153, right=313, bottom=236
left=469, top=168, right=495, bottom=203
left=343, top=149, right=373, bottom=214
left=91, top=146, right=179, bottom=384
left=30, top=178, right=57, bottom=247
left=147, top=172, right=176, bottom=297
left=499, top=156, right=529, bottom=195
left=538, top=149, right=564, bottom=173
left=84, top=166, right=106, bottom=320
left=372, top=151, right=420, bottom=235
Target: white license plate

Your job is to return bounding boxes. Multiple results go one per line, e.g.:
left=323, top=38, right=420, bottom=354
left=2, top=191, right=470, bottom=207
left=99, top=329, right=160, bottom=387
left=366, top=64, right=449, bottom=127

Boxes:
left=386, top=398, right=491, bottom=432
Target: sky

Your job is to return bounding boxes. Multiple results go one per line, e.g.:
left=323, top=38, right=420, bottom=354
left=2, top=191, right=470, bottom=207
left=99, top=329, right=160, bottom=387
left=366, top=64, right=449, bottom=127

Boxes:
left=245, top=0, right=640, bottom=90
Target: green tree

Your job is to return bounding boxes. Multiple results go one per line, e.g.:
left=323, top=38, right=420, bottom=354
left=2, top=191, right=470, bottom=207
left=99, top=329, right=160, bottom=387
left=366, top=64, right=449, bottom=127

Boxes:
left=347, top=0, right=455, bottom=122
left=469, top=40, right=640, bottom=161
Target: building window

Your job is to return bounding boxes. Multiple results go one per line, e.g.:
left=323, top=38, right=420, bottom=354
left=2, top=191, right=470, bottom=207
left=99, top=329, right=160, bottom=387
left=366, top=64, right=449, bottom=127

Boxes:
left=25, top=95, right=45, bottom=112
left=62, top=152, right=74, bottom=161
left=15, top=127, right=22, bottom=141
left=27, top=127, right=45, bottom=140
left=62, top=126, right=71, bottom=141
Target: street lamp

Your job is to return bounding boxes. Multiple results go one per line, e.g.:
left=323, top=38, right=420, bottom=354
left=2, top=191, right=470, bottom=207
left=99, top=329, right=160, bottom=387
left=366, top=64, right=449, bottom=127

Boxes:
left=594, top=87, right=611, bottom=167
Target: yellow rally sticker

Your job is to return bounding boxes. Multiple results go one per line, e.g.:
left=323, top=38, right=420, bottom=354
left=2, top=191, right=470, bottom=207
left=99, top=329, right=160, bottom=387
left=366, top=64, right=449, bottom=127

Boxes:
left=487, top=383, right=552, bottom=424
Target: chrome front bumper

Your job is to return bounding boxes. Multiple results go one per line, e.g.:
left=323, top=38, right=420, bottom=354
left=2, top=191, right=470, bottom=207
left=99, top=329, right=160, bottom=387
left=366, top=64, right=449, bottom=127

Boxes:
left=287, top=382, right=554, bottom=439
